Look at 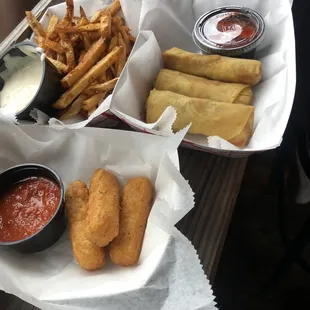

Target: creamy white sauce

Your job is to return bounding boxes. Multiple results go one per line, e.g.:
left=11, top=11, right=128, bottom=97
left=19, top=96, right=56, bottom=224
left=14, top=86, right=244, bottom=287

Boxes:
left=0, top=49, right=43, bottom=115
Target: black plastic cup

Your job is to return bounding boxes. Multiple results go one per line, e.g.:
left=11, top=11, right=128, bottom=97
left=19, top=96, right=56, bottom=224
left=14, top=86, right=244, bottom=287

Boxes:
left=0, top=164, right=66, bottom=253
left=0, top=42, right=64, bottom=120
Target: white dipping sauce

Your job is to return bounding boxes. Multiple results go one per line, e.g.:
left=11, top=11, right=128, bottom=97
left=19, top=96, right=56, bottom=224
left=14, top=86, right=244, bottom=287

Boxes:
left=0, top=49, right=43, bottom=115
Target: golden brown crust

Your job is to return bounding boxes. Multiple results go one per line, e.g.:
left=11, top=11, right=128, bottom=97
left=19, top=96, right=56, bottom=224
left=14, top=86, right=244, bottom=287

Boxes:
left=65, top=181, right=105, bottom=271
left=163, top=47, right=262, bottom=86
left=84, top=169, right=120, bottom=247
left=109, top=177, right=153, bottom=266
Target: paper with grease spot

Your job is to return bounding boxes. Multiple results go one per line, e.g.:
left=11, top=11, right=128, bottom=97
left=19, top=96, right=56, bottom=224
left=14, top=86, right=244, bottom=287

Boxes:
left=110, top=0, right=295, bottom=156
left=0, top=118, right=216, bottom=310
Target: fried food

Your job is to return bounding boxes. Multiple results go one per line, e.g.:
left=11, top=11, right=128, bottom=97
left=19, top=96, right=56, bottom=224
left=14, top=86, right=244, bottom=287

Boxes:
left=44, top=38, right=65, bottom=54
left=116, top=33, right=126, bottom=76
left=25, top=0, right=136, bottom=120
left=100, top=11, right=111, bottom=38
left=65, top=181, right=105, bottom=271
left=83, top=78, right=118, bottom=95
left=146, top=89, right=254, bottom=147
left=155, top=69, right=253, bottom=105
left=61, top=37, right=107, bottom=89
left=46, top=14, right=59, bottom=39
left=56, top=23, right=101, bottom=33
left=59, top=32, right=75, bottom=70
left=25, top=11, right=46, bottom=38
left=82, top=92, right=106, bottom=111
left=84, top=169, right=120, bottom=247
left=54, top=46, right=122, bottom=109
left=47, top=57, right=70, bottom=74
left=59, top=94, right=88, bottom=120
left=113, top=16, right=130, bottom=55
left=163, top=47, right=262, bottom=86
left=79, top=6, right=88, bottom=19
left=110, top=177, right=153, bottom=266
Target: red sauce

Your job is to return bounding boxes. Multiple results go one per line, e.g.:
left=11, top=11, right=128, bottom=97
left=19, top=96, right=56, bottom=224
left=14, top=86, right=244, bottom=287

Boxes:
left=0, top=177, right=60, bottom=242
left=203, top=12, right=257, bottom=48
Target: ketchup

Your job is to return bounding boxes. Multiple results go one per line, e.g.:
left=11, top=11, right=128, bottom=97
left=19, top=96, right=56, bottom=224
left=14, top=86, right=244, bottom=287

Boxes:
left=0, top=177, right=60, bottom=242
left=203, top=12, right=257, bottom=48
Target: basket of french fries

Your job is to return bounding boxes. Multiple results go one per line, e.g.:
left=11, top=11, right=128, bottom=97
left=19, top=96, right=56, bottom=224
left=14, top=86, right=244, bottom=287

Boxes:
left=25, top=0, right=136, bottom=127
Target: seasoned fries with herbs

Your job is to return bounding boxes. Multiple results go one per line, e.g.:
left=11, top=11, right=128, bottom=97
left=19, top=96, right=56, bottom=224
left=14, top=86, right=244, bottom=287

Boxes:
left=25, top=0, right=135, bottom=120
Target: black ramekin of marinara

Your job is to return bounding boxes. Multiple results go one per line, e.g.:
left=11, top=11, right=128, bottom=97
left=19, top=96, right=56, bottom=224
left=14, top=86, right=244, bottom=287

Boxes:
left=0, top=164, right=66, bottom=253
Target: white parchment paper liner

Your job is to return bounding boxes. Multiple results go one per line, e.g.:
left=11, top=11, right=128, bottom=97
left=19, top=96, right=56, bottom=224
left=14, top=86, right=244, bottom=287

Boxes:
left=0, top=117, right=216, bottom=309
left=110, top=0, right=296, bottom=156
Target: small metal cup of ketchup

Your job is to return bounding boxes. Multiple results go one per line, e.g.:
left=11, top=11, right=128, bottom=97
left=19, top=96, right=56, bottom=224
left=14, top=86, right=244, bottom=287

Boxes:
left=0, top=164, right=66, bottom=253
left=192, top=6, right=265, bottom=59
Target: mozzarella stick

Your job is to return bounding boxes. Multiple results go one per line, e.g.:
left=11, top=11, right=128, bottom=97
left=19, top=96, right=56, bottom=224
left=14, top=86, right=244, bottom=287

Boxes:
left=109, top=177, right=153, bottom=266
left=65, top=181, right=105, bottom=271
left=84, top=169, right=120, bottom=247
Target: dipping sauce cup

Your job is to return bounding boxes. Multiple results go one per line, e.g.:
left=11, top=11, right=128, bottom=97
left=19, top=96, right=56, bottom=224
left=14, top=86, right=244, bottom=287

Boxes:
left=0, top=164, right=66, bottom=253
left=193, top=6, right=265, bottom=59
left=0, top=42, right=64, bottom=120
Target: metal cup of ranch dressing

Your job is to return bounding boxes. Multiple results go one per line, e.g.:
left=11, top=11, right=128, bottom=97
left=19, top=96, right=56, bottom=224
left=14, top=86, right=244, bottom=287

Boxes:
left=0, top=42, right=64, bottom=120
left=193, top=6, right=265, bottom=59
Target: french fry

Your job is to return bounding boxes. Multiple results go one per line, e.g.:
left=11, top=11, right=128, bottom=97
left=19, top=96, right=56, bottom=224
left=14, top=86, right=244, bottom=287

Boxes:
left=47, top=57, right=70, bottom=74
left=106, top=0, right=121, bottom=16
left=59, top=32, right=75, bottom=70
left=59, top=94, right=88, bottom=120
left=54, top=46, right=123, bottom=109
left=44, top=38, right=66, bottom=54
left=78, top=50, right=86, bottom=63
left=111, top=24, right=117, bottom=36
left=113, top=16, right=130, bottom=55
left=25, top=11, right=46, bottom=38
left=82, top=92, right=106, bottom=111
left=116, top=32, right=126, bottom=76
left=98, top=71, right=106, bottom=83
left=80, top=6, right=88, bottom=20
left=61, top=37, right=107, bottom=89
left=78, top=16, right=92, bottom=51
left=35, top=35, right=45, bottom=49
left=45, top=49, right=56, bottom=59
left=90, top=10, right=102, bottom=23
left=108, top=35, right=118, bottom=53
left=83, top=78, right=118, bottom=95
left=47, top=14, right=59, bottom=39
left=88, top=31, right=101, bottom=41
left=100, top=11, right=111, bottom=38
left=56, top=23, right=101, bottom=33
left=63, top=0, right=74, bottom=26
left=90, top=0, right=120, bottom=23
left=57, top=53, right=66, bottom=63
left=69, top=33, right=81, bottom=45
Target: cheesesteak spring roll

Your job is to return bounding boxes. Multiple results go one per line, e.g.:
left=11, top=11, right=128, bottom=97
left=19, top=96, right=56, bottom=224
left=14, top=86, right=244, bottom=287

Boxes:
left=163, top=47, right=262, bottom=86
left=155, top=69, right=253, bottom=105
left=146, top=89, right=254, bottom=147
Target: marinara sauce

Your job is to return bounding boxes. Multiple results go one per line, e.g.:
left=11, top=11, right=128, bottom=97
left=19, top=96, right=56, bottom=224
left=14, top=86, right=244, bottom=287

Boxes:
left=0, top=177, right=60, bottom=242
left=193, top=7, right=265, bottom=58
left=205, top=12, right=257, bottom=48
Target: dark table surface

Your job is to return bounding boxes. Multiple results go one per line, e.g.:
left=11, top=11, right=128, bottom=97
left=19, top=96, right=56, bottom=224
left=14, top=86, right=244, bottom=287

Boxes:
left=0, top=0, right=249, bottom=308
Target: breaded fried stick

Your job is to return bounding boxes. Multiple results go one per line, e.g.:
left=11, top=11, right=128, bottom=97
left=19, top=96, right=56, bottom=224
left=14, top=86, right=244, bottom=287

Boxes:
left=65, top=181, right=105, bottom=271
left=84, top=169, right=120, bottom=247
left=110, top=177, right=153, bottom=266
